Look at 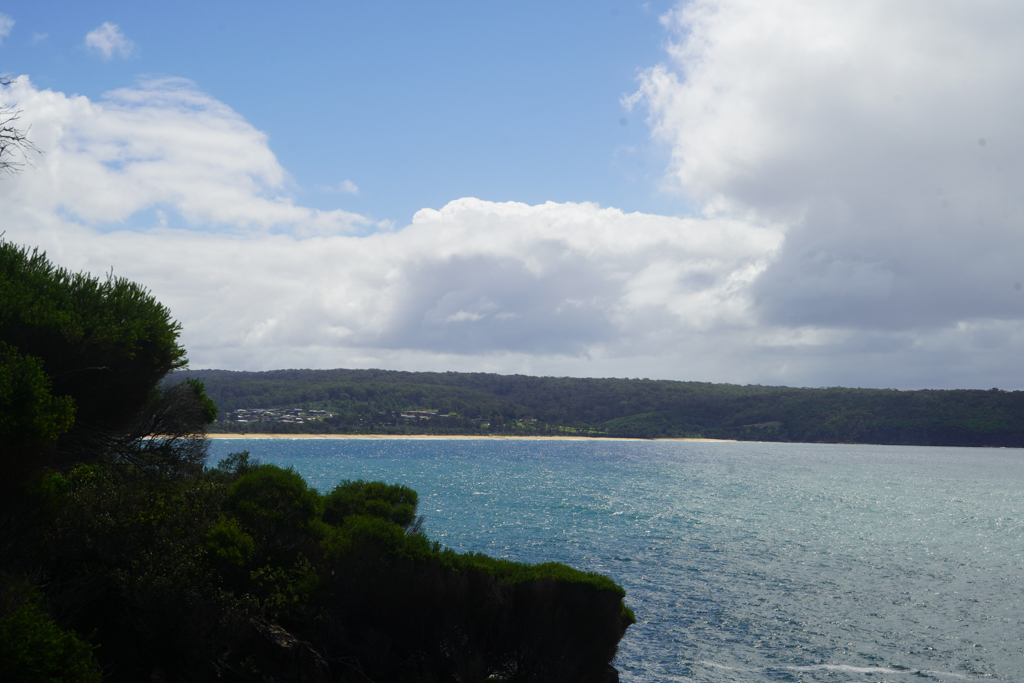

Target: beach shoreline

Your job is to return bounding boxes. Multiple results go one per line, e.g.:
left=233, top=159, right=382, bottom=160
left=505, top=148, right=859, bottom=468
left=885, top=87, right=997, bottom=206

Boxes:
left=205, top=433, right=733, bottom=442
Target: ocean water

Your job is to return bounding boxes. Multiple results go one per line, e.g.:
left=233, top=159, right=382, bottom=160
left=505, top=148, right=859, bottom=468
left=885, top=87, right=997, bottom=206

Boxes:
left=207, top=438, right=1024, bottom=682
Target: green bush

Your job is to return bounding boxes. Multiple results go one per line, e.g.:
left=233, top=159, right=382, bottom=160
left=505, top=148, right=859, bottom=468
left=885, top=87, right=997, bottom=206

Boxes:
left=326, top=514, right=433, bottom=563
left=0, top=341, right=75, bottom=447
left=226, top=465, right=324, bottom=536
left=324, top=545, right=633, bottom=683
left=0, top=240, right=187, bottom=463
left=318, top=508, right=633, bottom=682
left=249, top=553, right=321, bottom=619
left=204, top=516, right=255, bottom=569
left=0, top=581, right=100, bottom=683
left=323, top=479, right=420, bottom=530
left=37, top=462, right=241, bottom=681
left=23, top=458, right=635, bottom=682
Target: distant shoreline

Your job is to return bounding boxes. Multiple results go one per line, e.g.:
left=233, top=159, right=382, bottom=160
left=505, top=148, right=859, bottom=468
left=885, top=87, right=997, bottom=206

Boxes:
left=206, top=433, right=734, bottom=442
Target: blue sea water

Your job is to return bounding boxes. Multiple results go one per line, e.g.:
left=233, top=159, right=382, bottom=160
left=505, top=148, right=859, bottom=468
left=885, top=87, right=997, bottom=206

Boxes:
left=207, top=438, right=1024, bottom=682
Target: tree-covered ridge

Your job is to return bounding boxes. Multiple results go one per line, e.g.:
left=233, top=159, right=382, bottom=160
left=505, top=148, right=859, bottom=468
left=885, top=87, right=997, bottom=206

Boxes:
left=184, top=368, right=1024, bottom=447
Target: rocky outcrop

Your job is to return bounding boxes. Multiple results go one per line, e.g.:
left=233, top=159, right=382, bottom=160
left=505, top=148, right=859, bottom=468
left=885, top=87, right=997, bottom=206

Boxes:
left=212, top=619, right=374, bottom=683
left=249, top=619, right=332, bottom=682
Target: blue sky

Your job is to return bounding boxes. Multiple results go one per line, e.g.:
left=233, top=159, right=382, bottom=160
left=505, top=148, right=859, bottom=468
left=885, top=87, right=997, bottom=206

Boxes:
left=2, top=0, right=688, bottom=225
left=4, top=1, right=1024, bottom=389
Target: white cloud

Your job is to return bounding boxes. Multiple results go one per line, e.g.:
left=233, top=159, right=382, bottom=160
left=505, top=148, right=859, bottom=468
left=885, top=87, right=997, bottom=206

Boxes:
left=625, top=0, right=1024, bottom=384
left=31, top=32, right=48, bottom=45
left=0, top=76, right=366, bottom=234
left=9, top=1, right=1024, bottom=393
left=0, top=193, right=784, bottom=375
left=0, top=14, right=13, bottom=45
left=0, top=77, right=787, bottom=381
left=85, top=22, right=136, bottom=60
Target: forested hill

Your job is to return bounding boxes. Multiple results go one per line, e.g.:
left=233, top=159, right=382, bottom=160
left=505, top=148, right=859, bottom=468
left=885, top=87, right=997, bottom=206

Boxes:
left=173, top=368, right=1024, bottom=447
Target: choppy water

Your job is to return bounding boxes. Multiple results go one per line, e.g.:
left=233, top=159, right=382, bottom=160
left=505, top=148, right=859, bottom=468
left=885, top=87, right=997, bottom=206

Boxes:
left=207, top=438, right=1024, bottom=682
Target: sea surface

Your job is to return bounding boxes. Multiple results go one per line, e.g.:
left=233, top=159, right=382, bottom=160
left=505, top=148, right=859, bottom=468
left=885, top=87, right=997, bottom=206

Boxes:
left=207, top=438, right=1024, bottom=682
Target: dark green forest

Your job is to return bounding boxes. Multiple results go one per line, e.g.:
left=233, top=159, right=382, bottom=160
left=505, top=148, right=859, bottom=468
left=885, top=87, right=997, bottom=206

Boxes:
left=1, top=240, right=633, bottom=683
left=181, top=368, right=1024, bottom=447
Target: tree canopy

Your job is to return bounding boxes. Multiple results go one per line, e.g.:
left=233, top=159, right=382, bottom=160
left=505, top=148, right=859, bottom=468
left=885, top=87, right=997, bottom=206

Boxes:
left=0, top=239, right=195, bottom=470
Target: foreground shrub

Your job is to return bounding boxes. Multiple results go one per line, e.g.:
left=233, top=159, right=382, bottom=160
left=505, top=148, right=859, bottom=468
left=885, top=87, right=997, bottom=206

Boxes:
left=324, top=479, right=420, bottom=530
left=14, top=458, right=633, bottom=682
left=227, top=465, right=324, bottom=537
left=0, top=579, right=100, bottom=683
left=322, top=516, right=633, bottom=683
left=37, top=463, right=242, bottom=682
left=204, top=516, right=256, bottom=570
left=322, top=556, right=632, bottom=682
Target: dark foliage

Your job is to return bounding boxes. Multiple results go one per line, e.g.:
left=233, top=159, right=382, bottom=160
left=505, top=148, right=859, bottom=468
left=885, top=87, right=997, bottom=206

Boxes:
left=324, top=529, right=632, bottom=683
left=13, top=455, right=633, bottom=682
left=0, top=341, right=76, bottom=486
left=324, top=479, right=420, bottom=530
left=0, top=578, right=100, bottom=683
left=37, top=464, right=236, bottom=681
left=2, top=242, right=634, bottom=682
left=0, top=239, right=189, bottom=466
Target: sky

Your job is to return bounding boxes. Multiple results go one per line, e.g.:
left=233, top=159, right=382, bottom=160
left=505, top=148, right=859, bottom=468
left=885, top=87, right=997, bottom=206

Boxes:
left=2, top=0, right=1023, bottom=390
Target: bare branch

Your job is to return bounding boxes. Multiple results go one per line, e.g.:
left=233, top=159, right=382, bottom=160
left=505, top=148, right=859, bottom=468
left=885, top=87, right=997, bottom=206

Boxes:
left=0, top=75, right=41, bottom=174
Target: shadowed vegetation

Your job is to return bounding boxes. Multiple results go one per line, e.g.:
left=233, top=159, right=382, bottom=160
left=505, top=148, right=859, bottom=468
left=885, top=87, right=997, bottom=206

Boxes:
left=1, top=239, right=633, bottom=682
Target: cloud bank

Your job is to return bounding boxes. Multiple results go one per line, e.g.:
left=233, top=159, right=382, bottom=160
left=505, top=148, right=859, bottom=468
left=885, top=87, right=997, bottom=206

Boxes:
left=627, top=0, right=1024, bottom=386
left=0, top=76, right=784, bottom=381
left=5, top=0, right=1024, bottom=389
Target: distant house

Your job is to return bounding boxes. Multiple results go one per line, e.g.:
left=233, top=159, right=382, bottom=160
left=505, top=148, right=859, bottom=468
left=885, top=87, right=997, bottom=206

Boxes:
left=401, top=409, right=439, bottom=420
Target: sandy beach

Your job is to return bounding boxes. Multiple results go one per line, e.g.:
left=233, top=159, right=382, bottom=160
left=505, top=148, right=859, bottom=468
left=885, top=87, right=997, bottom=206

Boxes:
left=206, top=433, right=732, bottom=442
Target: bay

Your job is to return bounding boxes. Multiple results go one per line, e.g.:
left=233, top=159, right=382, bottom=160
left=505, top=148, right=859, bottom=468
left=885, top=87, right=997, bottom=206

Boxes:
left=207, top=438, right=1024, bottom=682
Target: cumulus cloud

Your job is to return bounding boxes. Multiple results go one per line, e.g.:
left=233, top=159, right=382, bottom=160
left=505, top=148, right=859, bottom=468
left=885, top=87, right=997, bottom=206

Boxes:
left=0, top=194, right=783, bottom=376
left=0, top=76, right=366, bottom=234
left=632, top=0, right=1024, bottom=335
left=621, top=0, right=1024, bottom=386
left=0, top=77, right=786, bottom=380
left=85, top=22, right=136, bottom=59
left=367, top=199, right=780, bottom=356
left=8, top=0, right=1024, bottom=392
left=0, top=14, right=13, bottom=45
